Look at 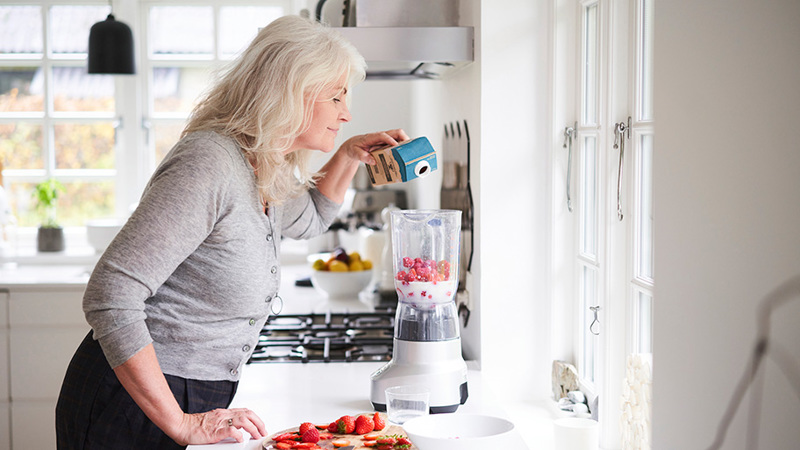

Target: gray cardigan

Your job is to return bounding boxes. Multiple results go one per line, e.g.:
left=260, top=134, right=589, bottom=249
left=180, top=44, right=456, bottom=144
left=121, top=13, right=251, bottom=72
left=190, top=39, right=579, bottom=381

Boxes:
left=83, top=131, right=340, bottom=381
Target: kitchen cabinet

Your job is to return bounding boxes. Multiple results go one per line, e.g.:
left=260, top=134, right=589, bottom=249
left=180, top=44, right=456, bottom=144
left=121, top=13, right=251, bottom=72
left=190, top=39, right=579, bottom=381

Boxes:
left=0, top=271, right=90, bottom=450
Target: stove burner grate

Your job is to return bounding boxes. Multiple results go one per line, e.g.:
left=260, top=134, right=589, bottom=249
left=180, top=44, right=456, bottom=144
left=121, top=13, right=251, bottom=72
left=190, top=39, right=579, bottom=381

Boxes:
left=248, top=310, right=395, bottom=364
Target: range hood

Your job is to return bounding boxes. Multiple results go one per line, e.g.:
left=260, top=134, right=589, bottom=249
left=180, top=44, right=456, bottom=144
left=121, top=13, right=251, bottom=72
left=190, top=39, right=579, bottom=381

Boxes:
left=333, top=27, right=474, bottom=80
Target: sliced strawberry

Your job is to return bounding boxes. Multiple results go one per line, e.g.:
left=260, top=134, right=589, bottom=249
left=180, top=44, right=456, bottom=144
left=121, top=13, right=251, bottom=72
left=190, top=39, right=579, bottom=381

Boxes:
left=317, top=432, right=333, bottom=440
left=290, top=443, right=317, bottom=449
left=314, top=423, right=330, bottom=430
left=396, top=437, right=412, bottom=445
left=275, top=443, right=292, bottom=450
left=273, top=432, right=300, bottom=442
left=363, top=442, right=377, bottom=448
left=363, top=432, right=381, bottom=440
left=331, top=439, right=351, bottom=448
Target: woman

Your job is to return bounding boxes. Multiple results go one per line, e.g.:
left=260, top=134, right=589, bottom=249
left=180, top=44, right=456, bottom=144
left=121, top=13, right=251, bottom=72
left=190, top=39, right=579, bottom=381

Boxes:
left=56, top=15, right=408, bottom=449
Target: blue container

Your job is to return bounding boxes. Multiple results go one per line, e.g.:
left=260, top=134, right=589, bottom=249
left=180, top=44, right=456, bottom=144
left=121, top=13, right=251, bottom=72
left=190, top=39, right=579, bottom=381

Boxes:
left=366, top=137, right=438, bottom=186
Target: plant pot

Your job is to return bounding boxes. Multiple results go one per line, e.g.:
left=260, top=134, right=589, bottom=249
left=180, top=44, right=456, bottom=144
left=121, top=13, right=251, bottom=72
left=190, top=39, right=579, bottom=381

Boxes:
left=37, top=226, right=65, bottom=252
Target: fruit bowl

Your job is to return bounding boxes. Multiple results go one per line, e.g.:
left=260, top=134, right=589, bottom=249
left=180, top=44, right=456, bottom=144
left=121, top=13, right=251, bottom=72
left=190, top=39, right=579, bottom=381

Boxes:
left=310, top=269, right=373, bottom=300
left=402, top=414, right=515, bottom=449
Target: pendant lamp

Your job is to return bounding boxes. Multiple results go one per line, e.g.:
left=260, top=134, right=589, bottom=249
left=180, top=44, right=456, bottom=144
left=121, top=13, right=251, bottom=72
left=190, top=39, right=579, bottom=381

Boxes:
left=88, top=13, right=135, bottom=74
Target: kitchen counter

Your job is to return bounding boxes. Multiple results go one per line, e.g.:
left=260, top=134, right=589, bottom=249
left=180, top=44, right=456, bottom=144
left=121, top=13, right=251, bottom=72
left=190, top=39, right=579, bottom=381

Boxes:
left=187, top=361, right=530, bottom=449
left=0, top=263, right=92, bottom=288
left=0, top=242, right=560, bottom=449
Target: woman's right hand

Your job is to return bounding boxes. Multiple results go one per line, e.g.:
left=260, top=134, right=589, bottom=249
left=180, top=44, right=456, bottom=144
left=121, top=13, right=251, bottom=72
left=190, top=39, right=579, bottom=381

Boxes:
left=173, top=407, right=267, bottom=445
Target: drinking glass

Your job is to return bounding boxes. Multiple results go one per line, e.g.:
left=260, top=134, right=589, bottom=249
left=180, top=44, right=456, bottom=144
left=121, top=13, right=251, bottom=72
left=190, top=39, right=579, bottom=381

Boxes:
left=385, top=385, right=430, bottom=425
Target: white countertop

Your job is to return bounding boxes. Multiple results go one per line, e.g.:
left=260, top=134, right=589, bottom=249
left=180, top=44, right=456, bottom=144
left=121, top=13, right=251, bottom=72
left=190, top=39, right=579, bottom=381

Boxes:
left=186, top=361, right=530, bottom=450
left=0, top=241, right=561, bottom=449
left=0, top=263, right=93, bottom=288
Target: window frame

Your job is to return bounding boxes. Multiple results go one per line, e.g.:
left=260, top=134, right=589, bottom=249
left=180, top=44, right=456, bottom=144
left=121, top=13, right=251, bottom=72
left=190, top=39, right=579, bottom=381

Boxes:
left=0, top=0, right=296, bottom=234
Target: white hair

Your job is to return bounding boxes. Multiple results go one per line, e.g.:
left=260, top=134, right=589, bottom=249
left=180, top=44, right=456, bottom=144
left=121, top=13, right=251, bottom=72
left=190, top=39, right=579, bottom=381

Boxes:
left=183, top=15, right=366, bottom=205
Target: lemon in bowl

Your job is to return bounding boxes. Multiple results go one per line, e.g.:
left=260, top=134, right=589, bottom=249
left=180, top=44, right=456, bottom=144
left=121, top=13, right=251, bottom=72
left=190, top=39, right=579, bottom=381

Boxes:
left=309, top=248, right=373, bottom=300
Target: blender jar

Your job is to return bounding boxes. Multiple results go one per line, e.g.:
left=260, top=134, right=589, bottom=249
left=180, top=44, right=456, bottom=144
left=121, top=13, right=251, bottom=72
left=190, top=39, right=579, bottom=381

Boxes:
left=390, top=209, right=461, bottom=341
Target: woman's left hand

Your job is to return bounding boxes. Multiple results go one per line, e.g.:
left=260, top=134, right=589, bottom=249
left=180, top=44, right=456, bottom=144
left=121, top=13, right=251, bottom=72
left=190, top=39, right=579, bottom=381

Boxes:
left=338, top=129, right=411, bottom=165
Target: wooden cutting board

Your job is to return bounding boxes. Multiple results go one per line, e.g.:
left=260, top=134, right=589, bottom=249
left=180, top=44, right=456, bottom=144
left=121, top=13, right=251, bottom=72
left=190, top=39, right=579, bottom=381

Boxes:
left=262, top=413, right=416, bottom=449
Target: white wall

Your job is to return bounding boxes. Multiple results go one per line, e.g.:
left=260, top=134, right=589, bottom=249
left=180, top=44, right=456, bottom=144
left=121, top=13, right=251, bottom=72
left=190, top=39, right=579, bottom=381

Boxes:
left=477, top=0, right=554, bottom=403
left=654, top=1, right=800, bottom=448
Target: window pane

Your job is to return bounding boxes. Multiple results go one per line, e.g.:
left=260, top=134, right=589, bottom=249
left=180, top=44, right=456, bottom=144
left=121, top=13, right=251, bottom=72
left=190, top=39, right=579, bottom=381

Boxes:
left=580, top=136, right=597, bottom=257
left=0, top=6, right=43, bottom=55
left=54, top=123, right=114, bottom=169
left=639, top=0, right=654, bottom=121
left=219, top=6, right=283, bottom=57
left=53, top=66, right=114, bottom=113
left=582, top=3, right=598, bottom=125
left=149, top=6, right=213, bottom=56
left=581, top=266, right=598, bottom=382
left=0, top=67, right=44, bottom=112
left=637, top=292, right=653, bottom=353
left=638, top=134, right=654, bottom=279
left=7, top=181, right=37, bottom=227
left=152, top=67, right=210, bottom=114
left=153, top=122, right=184, bottom=165
left=0, top=123, right=43, bottom=169
left=59, top=180, right=115, bottom=226
left=10, top=180, right=117, bottom=227
left=49, top=5, right=110, bottom=55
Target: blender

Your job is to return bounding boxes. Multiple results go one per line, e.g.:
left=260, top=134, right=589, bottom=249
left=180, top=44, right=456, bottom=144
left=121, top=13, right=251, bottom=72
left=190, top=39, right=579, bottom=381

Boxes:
left=370, top=209, right=469, bottom=413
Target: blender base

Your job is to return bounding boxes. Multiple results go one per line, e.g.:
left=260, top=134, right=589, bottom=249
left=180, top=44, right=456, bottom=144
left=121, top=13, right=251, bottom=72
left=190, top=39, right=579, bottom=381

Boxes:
left=371, top=381, right=468, bottom=413
left=370, top=339, right=469, bottom=413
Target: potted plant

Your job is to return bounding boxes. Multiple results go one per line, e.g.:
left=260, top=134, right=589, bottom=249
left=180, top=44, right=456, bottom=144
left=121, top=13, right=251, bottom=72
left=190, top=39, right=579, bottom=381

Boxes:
left=33, top=178, right=66, bottom=252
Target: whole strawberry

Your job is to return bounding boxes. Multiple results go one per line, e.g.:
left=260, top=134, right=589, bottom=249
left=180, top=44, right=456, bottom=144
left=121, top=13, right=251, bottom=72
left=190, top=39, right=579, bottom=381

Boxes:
left=298, top=422, right=315, bottom=435
left=301, top=427, right=320, bottom=443
left=336, top=415, right=356, bottom=434
left=372, top=412, right=386, bottom=431
left=327, top=422, right=338, bottom=433
left=355, top=415, right=374, bottom=435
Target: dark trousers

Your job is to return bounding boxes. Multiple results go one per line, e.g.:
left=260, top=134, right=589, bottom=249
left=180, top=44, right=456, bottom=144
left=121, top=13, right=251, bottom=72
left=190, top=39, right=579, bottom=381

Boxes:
left=56, top=332, right=238, bottom=450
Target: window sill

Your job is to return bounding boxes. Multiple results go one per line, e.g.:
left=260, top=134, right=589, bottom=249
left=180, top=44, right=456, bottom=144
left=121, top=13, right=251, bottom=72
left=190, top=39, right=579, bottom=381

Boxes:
left=0, top=226, right=101, bottom=267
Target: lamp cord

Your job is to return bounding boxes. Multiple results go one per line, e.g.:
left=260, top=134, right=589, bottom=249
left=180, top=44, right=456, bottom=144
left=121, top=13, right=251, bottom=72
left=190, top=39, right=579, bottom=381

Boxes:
left=706, top=274, right=800, bottom=450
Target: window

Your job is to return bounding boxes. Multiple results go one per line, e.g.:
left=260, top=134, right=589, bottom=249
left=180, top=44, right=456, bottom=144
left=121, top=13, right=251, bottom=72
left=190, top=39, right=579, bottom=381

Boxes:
left=143, top=3, right=285, bottom=170
left=555, top=0, right=654, bottom=447
left=0, top=1, right=292, bottom=231
left=0, top=4, right=116, bottom=227
left=576, top=0, right=604, bottom=393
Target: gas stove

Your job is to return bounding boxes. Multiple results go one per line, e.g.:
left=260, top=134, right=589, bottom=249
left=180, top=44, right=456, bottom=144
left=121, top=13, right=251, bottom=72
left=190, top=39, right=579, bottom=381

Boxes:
left=248, top=310, right=395, bottom=363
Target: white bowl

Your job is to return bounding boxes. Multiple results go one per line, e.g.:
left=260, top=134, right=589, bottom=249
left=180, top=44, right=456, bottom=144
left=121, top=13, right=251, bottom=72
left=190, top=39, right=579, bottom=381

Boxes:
left=310, top=269, right=373, bottom=300
left=403, top=414, right=515, bottom=450
left=86, top=219, right=126, bottom=253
